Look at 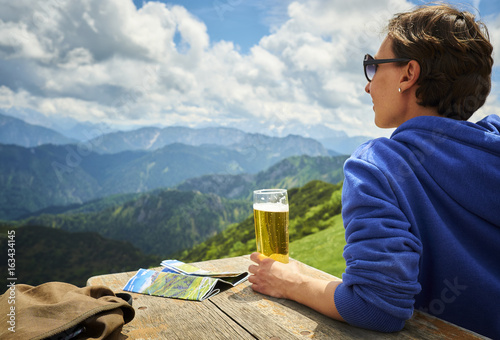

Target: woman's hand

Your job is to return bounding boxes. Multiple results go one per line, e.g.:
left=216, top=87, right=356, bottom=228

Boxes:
left=247, top=252, right=345, bottom=321
left=247, top=252, right=301, bottom=299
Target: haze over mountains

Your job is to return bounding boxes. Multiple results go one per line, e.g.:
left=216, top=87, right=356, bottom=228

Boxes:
left=0, top=112, right=78, bottom=147
left=1, top=108, right=371, bottom=155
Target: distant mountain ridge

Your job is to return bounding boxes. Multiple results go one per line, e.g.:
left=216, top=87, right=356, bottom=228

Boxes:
left=1, top=108, right=371, bottom=155
left=88, top=125, right=330, bottom=157
left=0, top=107, right=373, bottom=155
left=1, top=107, right=115, bottom=142
left=0, top=112, right=77, bottom=147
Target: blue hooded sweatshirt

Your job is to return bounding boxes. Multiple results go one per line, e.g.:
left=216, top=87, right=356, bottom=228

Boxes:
left=335, top=115, right=500, bottom=338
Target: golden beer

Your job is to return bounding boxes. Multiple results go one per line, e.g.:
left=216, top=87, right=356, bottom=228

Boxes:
left=253, top=203, right=289, bottom=263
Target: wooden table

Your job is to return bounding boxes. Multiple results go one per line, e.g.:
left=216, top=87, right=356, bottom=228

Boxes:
left=87, top=255, right=486, bottom=339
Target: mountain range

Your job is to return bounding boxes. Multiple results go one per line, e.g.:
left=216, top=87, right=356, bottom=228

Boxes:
left=1, top=109, right=371, bottom=155
left=86, top=125, right=329, bottom=155
left=0, top=109, right=359, bottom=288
left=0, top=111, right=358, bottom=220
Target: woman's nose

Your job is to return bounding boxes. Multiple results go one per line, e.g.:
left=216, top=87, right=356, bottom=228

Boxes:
left=365, top=82, right=371, bottom=94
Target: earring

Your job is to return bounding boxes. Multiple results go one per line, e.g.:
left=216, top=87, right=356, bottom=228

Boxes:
left=398, top=88, right=402, bottom=93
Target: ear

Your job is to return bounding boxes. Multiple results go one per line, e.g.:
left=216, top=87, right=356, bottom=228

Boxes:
left=399, top=60, right=420, bottom=92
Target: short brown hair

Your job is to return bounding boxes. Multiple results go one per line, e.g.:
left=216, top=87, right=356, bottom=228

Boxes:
left=387, top=3, right=493, bottom=120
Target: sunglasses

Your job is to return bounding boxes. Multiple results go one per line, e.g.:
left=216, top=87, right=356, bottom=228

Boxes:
left=363, top=54, right=411, bottom=82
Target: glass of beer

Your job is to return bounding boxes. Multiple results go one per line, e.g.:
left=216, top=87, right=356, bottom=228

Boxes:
left=253, top=189, right=289, bottom=263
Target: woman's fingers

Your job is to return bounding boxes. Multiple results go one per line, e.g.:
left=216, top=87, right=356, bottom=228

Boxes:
left=248, top=264, right=258, bottom=274
left=250, top=252, right=268, bottom=264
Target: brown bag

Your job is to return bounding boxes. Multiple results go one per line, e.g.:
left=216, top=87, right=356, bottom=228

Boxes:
left=0, top=282, right=135, bottom=340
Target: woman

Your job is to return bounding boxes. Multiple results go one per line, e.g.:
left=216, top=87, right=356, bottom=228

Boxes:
left=248, top=3, right=500, bottom=338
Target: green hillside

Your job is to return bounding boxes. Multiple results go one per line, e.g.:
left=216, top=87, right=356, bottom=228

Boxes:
left=0, top=225, right=161, bottom=287
left=1, top=179, right=347, bottom=287
left=22, top=189, right=251, bottom=257
left=290, top=213, right=346, bottom=278
left=0, top=144, right=105, bottom=220
left=176, top=154, right=348, bottom=200
left=19, top=192, right=142, bottom=219
left=254, top=155, right=347, bottom=193
left=176, top=180, right=346, bottom=278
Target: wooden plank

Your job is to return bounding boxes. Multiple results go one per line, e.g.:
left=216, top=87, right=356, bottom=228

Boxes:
left=87, top=269, right=254, bottom=340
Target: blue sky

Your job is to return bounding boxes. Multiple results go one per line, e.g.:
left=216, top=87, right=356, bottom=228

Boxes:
left=0, top=0, right=499, bottom=138
left=133, top=0, right=497, bottom=54
left=133, top=0, right=287, bottom=54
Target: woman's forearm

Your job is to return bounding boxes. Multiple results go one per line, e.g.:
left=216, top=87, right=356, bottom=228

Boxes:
left=285, top=272, right=344, bottom=321
left=248, top=252, right=344, bottom=322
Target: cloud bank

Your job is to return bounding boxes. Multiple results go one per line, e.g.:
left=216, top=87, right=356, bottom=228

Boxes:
left=0, top=0, right=498, bottom=137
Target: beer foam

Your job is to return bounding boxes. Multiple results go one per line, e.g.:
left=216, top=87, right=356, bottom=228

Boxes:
left=253, top=203, right=289, bottom=212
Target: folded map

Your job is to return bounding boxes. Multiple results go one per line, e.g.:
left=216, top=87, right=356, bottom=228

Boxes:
left=122, top=260, right=249, bottom=301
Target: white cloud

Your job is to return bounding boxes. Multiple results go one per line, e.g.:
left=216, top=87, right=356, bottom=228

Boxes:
left=0, top=20, right=50, bottom=60
left=0, top=85, right=14, bottom=106
left=0, top=0, right=498, bottom=139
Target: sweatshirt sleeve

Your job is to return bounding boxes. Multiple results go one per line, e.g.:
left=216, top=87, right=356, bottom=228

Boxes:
left=335, top=152, right=423, bottom=332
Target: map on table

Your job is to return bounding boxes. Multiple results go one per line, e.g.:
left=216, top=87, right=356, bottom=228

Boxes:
left=123, top=260, right=249, bottom=301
